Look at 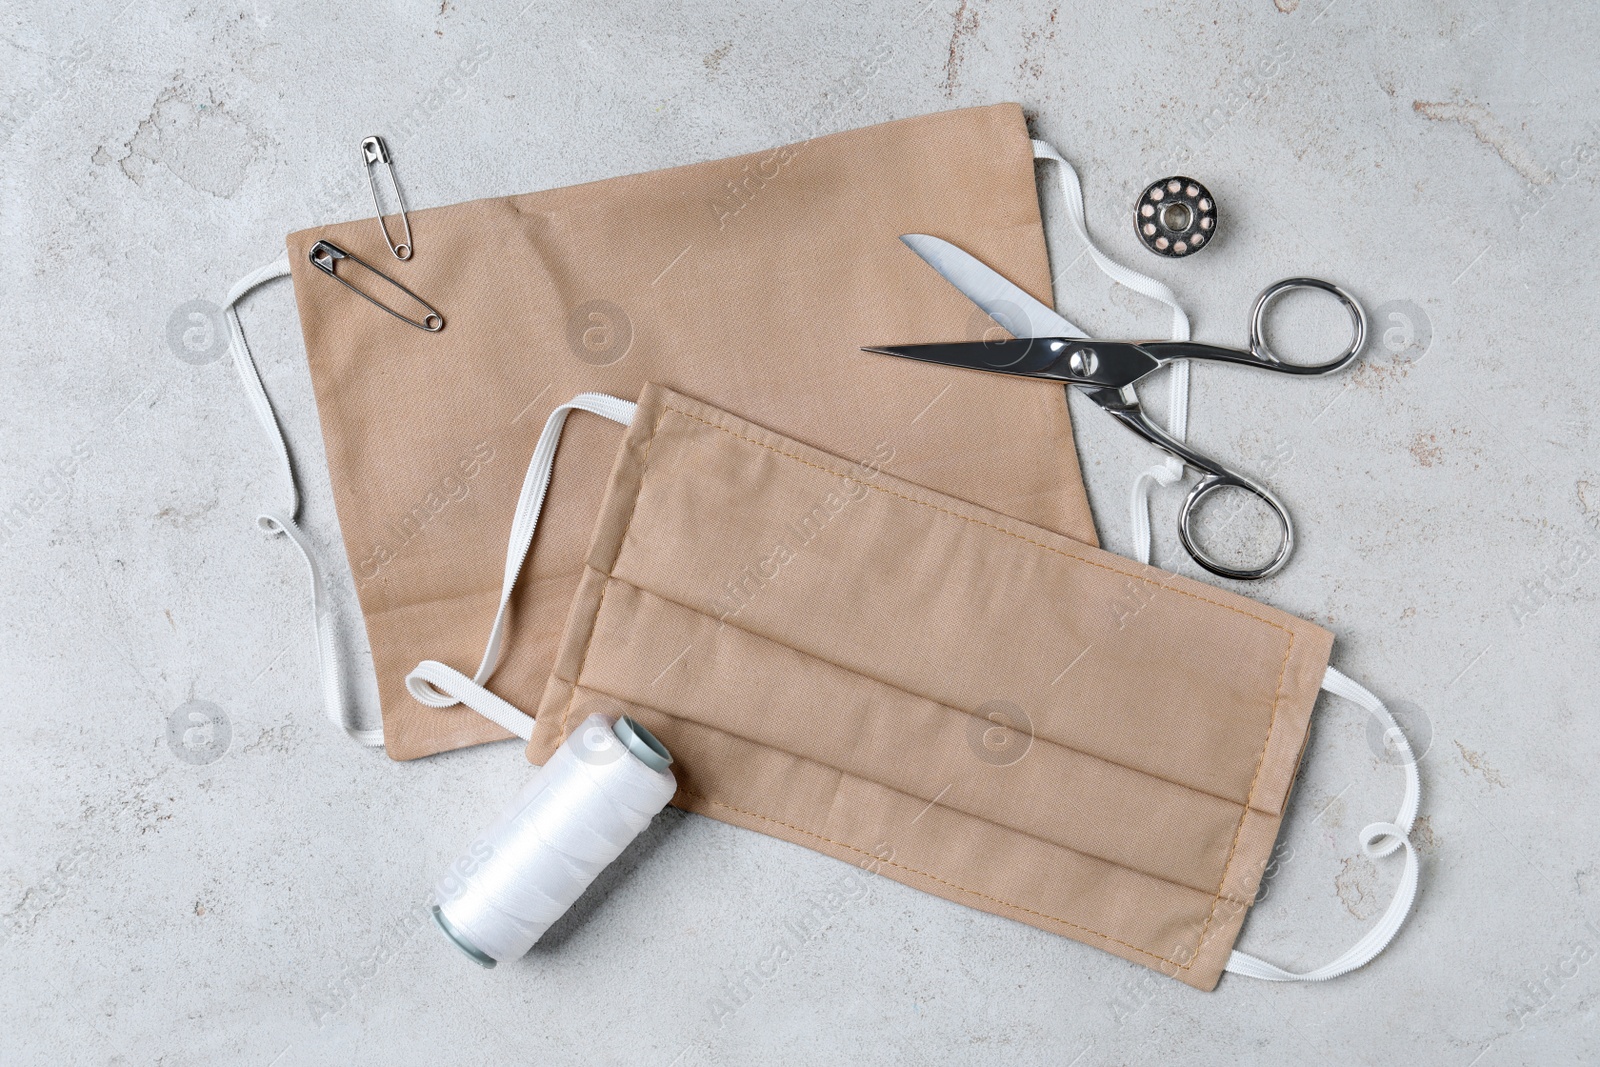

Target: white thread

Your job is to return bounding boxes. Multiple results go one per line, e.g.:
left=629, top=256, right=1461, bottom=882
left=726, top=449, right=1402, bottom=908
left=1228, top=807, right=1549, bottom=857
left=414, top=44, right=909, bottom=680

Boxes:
left=1031, top=140, right=1191, bottom=566
left=433, top=714, right=677, bottom=964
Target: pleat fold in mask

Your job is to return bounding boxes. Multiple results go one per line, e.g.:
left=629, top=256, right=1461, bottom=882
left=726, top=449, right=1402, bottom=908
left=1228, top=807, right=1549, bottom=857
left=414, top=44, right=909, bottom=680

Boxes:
left=511, top=384, right=1339, bottom=990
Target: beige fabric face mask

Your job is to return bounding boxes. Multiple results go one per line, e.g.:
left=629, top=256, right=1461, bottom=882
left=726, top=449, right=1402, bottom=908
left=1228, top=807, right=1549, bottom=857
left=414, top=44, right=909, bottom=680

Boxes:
left=237, top=103, right=1101, bottom=761
left=412, top=383, right=1420, bottom=991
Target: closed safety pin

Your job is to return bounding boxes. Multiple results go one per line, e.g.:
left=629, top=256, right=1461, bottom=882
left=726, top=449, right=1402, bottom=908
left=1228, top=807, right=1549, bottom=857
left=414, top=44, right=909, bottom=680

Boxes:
left=361, top=135, right=413, bottom=260
left=309, top=240, right=444, bottom=332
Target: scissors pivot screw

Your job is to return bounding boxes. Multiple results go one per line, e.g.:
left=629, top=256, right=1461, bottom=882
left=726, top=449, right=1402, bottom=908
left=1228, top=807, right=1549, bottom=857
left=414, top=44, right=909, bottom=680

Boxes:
left=1067, top=347, right=1099, bottom=378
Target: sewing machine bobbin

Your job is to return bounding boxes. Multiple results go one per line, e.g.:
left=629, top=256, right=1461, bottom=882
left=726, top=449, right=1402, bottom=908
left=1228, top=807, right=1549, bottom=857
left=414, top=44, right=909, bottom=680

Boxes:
left=1136, top=176, right=1216, bottom=258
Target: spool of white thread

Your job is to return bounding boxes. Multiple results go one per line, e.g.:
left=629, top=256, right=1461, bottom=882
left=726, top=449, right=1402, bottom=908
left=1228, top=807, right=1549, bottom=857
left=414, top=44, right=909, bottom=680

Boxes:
left=431, top=713, right=677, bottom=967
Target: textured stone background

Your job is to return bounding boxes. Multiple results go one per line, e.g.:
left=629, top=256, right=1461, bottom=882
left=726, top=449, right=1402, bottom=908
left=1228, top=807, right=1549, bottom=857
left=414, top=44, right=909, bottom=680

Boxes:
left=2, top=1, right=1596, bottom=1064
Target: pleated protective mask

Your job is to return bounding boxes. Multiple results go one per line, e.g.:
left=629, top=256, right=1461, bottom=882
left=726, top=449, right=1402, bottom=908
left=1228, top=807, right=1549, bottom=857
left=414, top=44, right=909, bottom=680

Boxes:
left=409, top=383, right=1422, bottom=991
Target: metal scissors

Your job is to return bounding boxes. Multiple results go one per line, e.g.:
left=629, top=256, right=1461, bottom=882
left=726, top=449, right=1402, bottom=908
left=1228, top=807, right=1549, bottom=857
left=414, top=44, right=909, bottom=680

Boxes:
left=863, top=234, right=1367, bottom=580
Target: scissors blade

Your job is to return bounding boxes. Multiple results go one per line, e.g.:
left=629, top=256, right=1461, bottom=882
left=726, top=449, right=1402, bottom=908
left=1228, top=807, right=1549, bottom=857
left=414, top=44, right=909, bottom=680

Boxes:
left=862, top=339, right=1085, bottom=381
left=900, top=233, right=1087, bottom=340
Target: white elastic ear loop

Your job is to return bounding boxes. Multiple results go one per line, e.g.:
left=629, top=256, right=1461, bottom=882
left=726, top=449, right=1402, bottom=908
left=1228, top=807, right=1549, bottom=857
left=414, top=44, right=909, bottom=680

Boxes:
left=406, top=394, right=637, bottom=741
left=224, top=257, right=383, bottom=748
left=225, top=256, right=298, bottom=519
left=1031, top=140, right=1191, bottom=566
left=1224, top=666, right=1422, bottom=982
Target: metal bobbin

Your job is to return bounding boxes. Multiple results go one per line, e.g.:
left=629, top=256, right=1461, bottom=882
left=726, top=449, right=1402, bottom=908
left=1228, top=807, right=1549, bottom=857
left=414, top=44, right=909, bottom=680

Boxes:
left=1136, top=176, right=1216, bottom=258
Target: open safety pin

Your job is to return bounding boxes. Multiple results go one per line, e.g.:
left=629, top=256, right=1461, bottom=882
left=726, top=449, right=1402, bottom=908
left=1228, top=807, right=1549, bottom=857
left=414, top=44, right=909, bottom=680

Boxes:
left=309, top=240, right=444, bottom=332
left=361, top=135, right=413, bottom=260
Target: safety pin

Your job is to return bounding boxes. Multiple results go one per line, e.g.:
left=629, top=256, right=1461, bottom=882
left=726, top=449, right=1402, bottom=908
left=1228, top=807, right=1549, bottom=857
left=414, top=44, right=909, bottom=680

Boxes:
left=309, top=240, right=444, bottom=332
left=361, top=135, right=413, bottom=260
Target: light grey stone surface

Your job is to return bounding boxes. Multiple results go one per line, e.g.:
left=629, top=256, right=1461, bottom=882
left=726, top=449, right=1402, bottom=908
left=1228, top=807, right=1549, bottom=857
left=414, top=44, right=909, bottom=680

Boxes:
left=2, top=1, right=1596, bottom=1063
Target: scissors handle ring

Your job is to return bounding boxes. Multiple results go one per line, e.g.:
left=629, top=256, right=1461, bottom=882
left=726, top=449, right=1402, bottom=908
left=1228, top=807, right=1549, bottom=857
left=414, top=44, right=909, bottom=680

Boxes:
left=1177, top=472, right=1295, bottom=581
left=1248, top=277, right=1367, bottom=375
left=1096, top=398, right=1297, bottom=580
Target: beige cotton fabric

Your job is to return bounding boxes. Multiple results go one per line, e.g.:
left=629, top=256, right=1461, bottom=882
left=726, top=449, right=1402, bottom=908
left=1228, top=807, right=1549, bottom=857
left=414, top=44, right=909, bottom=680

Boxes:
left=528, top=384, right=1335, bottom=991
left=284, top=103, right=1097, bottom=761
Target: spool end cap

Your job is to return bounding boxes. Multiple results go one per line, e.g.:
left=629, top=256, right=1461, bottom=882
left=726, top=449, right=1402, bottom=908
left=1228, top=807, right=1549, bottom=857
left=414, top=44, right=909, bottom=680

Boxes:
left=614, top=716, right=672, bottom=772
left=432, top=904, right=497, bottom=969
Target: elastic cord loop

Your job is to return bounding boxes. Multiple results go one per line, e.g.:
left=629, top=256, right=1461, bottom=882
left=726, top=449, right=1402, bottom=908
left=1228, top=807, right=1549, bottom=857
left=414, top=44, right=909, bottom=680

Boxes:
left=404, top=395, right=637, bottom=736
left=1223, top=666, right=1421, bottom=982
left=224, top=256, right=383, bottom=747
left=1031, top=140, right=1191, bottom=565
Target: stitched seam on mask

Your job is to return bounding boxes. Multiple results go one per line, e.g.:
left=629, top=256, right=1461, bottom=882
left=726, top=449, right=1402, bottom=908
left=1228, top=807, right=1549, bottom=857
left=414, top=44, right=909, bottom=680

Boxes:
left=564, top=402, right=1285, bottom=972
left=657, top=404, right=1287, bottom=971
left=657, top=405, right=1293, bottom=635
left=680, top=789, right=1195, bottom=968
left=572, top=676, right=1227, bottom=899
left=560, top=403, right=676, bottom=743
left=604, top=575, right=1265, bottom=815
left=1180, top=632, right=1295, bottom=971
